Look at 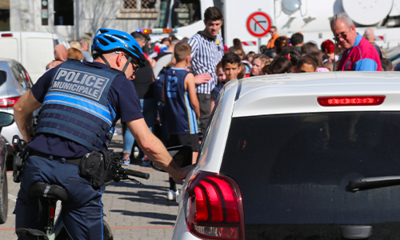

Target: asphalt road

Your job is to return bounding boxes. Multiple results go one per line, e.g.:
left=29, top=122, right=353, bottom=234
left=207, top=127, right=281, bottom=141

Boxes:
left=0, top=122, right=182, bottom=239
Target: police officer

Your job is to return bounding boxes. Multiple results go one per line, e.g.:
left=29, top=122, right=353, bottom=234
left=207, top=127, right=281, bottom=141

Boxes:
left=13, top=28, right=191, bottom=239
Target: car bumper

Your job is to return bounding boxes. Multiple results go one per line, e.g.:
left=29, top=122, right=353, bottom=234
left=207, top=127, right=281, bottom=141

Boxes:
left=172, top=200, right=201, bottom=240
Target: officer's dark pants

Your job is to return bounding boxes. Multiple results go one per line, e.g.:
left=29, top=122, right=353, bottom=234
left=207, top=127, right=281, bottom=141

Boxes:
left=15, top=155, right=105, bottom=240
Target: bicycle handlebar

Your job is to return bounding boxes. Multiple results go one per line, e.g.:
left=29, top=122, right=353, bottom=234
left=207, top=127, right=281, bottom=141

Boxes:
left=108, top=154, right=150, bottom=185
left=124, top=168, right=150, bottom=180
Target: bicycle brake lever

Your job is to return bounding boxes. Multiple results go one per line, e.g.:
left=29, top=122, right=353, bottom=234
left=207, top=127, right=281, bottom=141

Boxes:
left=128, top=178, right=143, bottom=186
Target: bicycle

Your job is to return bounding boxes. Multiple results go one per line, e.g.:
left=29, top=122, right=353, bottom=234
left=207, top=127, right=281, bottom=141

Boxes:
left=12, top=136, right=150, bottom=240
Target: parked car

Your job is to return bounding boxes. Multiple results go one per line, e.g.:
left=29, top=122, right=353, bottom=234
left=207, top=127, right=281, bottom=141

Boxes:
left=0, top=58, right=32, bottom=169
left=0, top=31, right=70, bottom=83
left=0, top=112, right=16, bottom=224
left=171, top=72, right=400, bottom=239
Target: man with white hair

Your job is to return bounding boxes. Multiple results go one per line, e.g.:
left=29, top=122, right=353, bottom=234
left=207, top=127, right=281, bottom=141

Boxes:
left=79, top=39, right=94, bottom=62
left=330, top=13, right=381, bottom=71
left=363, top=28, right=385, bottom=59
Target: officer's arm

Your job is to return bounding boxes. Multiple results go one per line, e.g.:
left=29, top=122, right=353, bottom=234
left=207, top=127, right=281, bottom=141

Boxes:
left=13, top=90, right=42, bottom=142
left=126, top=118, right=192, bottom=181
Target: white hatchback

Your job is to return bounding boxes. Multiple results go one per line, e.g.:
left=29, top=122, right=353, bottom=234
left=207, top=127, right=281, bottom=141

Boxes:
left=172, top=72, right=400, bottom=240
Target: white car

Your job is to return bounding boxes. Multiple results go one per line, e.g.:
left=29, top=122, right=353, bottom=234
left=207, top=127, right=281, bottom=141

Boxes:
left=0, top=58, right=32, bottom=169
left=172, top=72, right=400, bottom=239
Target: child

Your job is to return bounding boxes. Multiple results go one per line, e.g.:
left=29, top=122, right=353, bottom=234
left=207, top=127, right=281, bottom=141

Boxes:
left=216, top=61, right=226, bottom=83
left=323, top=61, right=333, bottom=72
left=163, top=42, right=200, bottom=201
left=210, top=52, right=242, bottom=111
left=297, top=54, right=318, bottom=73
left=262, top=64, right=270, bottom=75
left=268, top=57, right=292, bottom=74
left=381, top=58, right=393, bottom=71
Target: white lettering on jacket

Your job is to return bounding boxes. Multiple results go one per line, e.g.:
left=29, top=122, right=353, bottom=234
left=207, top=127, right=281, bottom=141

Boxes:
left=51, top=68, right=110, bottom=101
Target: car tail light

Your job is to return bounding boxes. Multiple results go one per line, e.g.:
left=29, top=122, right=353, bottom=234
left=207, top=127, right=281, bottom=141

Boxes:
left=185, top=171, right=245, bottom=239
left=318, top=96, right=385, bottom=106
left=0, top=97, right=20, bottom=108
left=1, top=33, right=12, bottom=37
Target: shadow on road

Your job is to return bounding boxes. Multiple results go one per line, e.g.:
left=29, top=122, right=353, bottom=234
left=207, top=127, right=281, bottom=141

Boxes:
left=110, top=209, right=177, bottom=222
left=148, top=221, right=175, bottom=226
left=105, top=189, right=179, bottom=207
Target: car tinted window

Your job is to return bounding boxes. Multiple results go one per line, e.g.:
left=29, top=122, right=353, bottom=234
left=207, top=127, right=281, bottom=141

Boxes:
left=221, top=112, right=400, bottom=239
left=11, top=64, right=31, bottom=89
left=0, top=71, right=6, bottom=87
left=17, top=64, right=32, bottom=89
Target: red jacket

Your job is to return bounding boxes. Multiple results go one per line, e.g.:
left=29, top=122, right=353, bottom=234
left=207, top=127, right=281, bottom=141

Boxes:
left=337, top=33, right=382, bottom=71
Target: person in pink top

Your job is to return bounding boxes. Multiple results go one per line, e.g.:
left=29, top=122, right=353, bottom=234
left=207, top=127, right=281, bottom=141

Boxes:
left=330, top=13, right=382, bottom=71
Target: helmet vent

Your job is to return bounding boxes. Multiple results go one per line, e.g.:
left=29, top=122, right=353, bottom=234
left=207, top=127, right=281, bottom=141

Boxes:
left=114, top=35, right=129, bottom=41
left=104, top=35, right=117, bottom=43
left=98, top=38, right=109, bottom=46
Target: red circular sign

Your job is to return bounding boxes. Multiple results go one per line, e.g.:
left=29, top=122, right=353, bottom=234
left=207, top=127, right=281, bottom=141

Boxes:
left=246, top=12, right=272, bottom=38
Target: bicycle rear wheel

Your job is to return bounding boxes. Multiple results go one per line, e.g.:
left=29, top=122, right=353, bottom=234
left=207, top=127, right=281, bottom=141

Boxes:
left=103, top=220, right=114, bottom=240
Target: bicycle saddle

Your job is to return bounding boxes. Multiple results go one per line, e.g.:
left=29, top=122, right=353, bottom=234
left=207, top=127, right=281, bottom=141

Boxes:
left=29, top=182, right=68, bottom=202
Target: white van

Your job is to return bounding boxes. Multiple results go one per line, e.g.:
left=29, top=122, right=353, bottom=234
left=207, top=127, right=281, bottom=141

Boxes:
left=0, top=31, right=70, bottom=83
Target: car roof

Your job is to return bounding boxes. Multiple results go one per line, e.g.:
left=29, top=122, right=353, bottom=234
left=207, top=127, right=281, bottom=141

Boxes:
left=232, top=72, right=400, bottom=117
left=0, top=58, right=17, bottom=65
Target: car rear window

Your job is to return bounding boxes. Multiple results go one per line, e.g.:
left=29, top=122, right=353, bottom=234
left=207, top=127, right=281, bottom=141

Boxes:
left=220, top=111, right=400, bottom=239
left=0, top=70, right=6, bottom=87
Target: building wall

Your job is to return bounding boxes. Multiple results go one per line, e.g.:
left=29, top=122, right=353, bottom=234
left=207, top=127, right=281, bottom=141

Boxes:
left=10, top=0, right=32, bottom=31
left=10, top=0, right=158, bottom=40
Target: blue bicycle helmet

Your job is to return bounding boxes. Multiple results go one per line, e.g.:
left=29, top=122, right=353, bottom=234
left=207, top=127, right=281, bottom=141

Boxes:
left=92, top=28, right=148, bottom=68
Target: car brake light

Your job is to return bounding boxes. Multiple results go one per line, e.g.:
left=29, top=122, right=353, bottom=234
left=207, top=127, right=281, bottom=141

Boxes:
left=185, top=171, right=245, bottom=239
left=318, top=96, right=385, bottom=106
left=1, top=33, right=12, bottom=37
left=0, top=97, right=20, bottom=108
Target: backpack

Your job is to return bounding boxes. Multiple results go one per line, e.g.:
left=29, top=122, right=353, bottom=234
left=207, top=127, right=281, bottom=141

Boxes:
left=153, top=66, right=170, bottom=102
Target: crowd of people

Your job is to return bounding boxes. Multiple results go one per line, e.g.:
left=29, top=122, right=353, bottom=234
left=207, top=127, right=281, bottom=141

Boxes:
left=121, top=9, right=392, bottom=201
left=43, top=8, right=393, bottom=202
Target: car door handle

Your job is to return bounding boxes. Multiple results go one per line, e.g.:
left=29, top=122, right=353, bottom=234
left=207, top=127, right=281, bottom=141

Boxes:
left=340, top=225, right=372, bottom=239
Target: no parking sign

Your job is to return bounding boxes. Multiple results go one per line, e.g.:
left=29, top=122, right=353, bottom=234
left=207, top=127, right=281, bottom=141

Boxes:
left=246, top=11, right=272, bottom=51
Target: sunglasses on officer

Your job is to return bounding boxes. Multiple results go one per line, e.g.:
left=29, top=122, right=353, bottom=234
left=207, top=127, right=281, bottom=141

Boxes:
left=115, top=51, right=140, bottom=73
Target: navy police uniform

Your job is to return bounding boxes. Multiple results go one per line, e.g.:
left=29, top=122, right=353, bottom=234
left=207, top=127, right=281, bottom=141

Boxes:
left=15, top=60, right=143, bottom=239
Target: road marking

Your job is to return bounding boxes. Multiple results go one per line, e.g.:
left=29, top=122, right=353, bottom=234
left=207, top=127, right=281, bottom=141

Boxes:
left=0, top=228, right=14, bottom=231
left=0, top=226, right=174, bottom=231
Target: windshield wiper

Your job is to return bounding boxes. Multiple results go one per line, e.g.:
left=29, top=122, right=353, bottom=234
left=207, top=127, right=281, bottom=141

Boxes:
left=349, top=176, right=400, bottom=192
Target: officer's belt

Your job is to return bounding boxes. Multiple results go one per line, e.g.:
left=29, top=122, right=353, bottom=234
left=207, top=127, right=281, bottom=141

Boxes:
left=30, top=150, right=81, bottom=166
